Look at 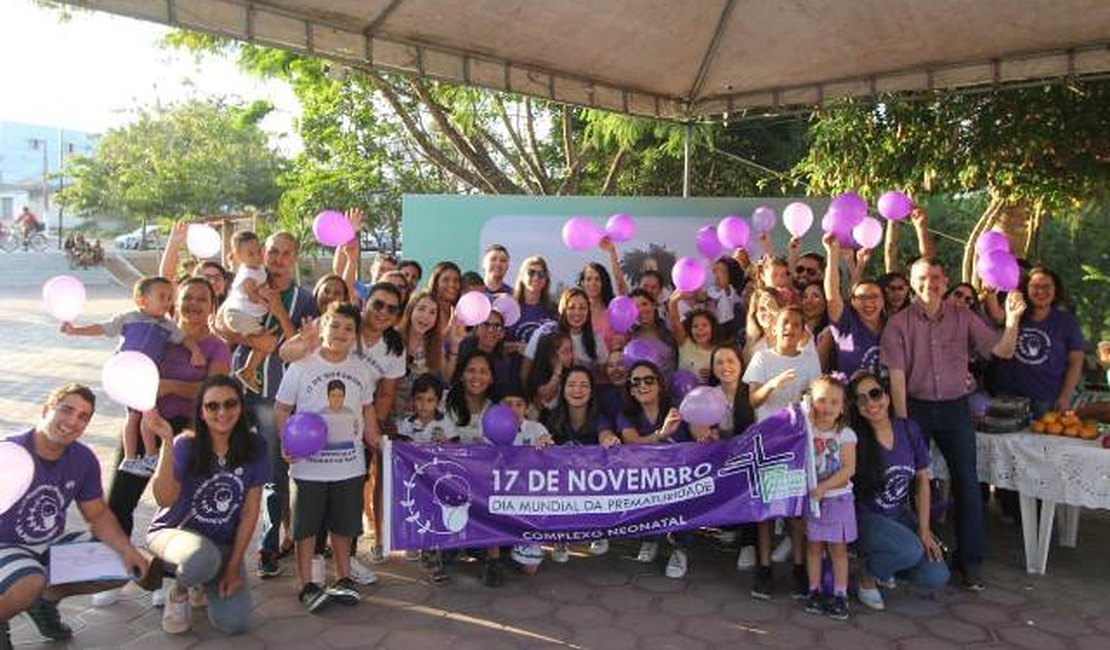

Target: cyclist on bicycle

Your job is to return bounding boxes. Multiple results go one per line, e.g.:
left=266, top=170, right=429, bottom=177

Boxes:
left=15, top=206, right=42, bottom=250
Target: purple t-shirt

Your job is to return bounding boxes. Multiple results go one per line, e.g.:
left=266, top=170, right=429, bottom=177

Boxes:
left=157, top=336, right=232, bottom=420
left=148, top=435, right=270, bottom=546
left=101, top=311, right=186, bottom=364
left=860, top=418, right=930, bottom=516
left=830, top=306, right=884, bottom=378
left=616, top=410, right=691, bottom=443
left=510, top=302, right=557, bottom=344
left=0, top=429, right=102, bottom=547
left=993, top=308, right=1084, bottom=402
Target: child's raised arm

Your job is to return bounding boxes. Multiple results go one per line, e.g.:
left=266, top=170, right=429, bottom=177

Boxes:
left=60, top=322, right=106, bottom=337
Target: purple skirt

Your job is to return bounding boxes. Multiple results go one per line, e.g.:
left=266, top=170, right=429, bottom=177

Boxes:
left=805, top=492, right=858, bottom=543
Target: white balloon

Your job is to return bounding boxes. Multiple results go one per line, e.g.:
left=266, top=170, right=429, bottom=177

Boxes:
left=0, top=442, right=35, bottom=517
left=852, top=217, right=884, bottom=250
left=102, top=351, right=160, bottom=411
left=42, top=275, right=86, bottom=322
left=186, top=224, right=223, bottom=259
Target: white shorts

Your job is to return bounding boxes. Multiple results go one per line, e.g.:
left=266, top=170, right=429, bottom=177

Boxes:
left=218, top=307, right=265, bottom=336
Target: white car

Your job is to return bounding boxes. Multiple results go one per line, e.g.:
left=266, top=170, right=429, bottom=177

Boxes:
left=114, top=225, right=166, bottom=250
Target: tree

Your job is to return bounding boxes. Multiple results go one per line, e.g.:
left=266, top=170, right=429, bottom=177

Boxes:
left=57, top=98, right=284, bottom=228
left=793, top=82, right=1110, bottom=277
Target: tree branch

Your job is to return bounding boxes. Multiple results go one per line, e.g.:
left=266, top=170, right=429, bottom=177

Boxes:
left=600, top=148, right=627, bottom=196
left=523, top=98, right=550, bottom=189
left=562, top=105, right=577, bottom=170
left=494, top=95, right=549, bottom=194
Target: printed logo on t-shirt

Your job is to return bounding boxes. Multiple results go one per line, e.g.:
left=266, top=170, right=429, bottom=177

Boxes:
left=1015, top=327, right=1051, bottom=366
left=190, top=472, right=245, bottom=526
left=813, top=436, right=842, bottom=480
left=876, top=465, right=914, bottom=511
left=859, top=345, right=881, bottom=374
left=15, top=484, right=66, bottom=544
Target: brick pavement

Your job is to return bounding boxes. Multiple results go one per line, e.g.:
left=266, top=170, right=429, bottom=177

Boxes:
left=2, top=250, right=1109, bottom=649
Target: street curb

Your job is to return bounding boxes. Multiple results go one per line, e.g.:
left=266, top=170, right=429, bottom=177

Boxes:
left=105, top=252, right=144, bottom=288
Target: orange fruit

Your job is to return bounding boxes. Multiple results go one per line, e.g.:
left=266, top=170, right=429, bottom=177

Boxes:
left=1031, top=421, right=1046, bottom=433
left=1064, top=426, right=1080, bottom=437
left=1080, top=426, right=1099, bottom=440
left=1043, top=412, right=1059, bottom=424
left=1046, top=423, right=1064, bottom=435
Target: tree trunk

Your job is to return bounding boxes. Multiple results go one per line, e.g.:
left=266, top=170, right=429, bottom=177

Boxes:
left=963, top=196, right=1033, bottom=284
left=962, top=196, right=1003, bottom=285
left=883, top=219, right=899, bottom=273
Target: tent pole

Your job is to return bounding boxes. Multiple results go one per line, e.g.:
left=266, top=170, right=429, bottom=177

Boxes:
left=682, top=123, right=691, bottom=198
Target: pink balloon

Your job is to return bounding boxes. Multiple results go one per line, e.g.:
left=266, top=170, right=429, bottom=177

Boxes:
left=562, top=217, right=604, bottom=251
left=608, top=296, right=638, bottom=335
left=102, top=351, right=160, bottom=411
left=0, top=442, right=34, bottom=517
left=491, top=295, right=521, bottom=327
left=679, top=386, right=728, bottom=426
left=976, top=230, right=1011, bottom=256
left=877, top=191, right=914, bottom=221
left=313, top=210, right=355, bottom=247
left=695, top=225, right=723, bottom=259
left=852, top=217, right=884, bottom=250
left=751, top=206, right=777, bottom=233
left=43, top=275, right=86, bottom=322
left=782, top=202, right=814, bottom=238
left=716, top=215, right=750, bottom=249
left=830, top=192, right=868, bottom=224
left=605, top=213, right=637, bottom=243
left=671, top=256, right=706, bottom=293
left=456, top=291, right=492, bottom=327
left=977, top=251, right=1020, bottom=291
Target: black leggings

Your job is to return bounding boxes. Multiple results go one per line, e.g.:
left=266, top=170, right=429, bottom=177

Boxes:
left=106, top=416, right=189, bottom=537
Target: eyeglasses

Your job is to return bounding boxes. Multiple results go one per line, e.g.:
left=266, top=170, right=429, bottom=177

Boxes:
left=855, top=387, right=885, bottom=403
left=527, top=269, right=548, bottom=279
left=370, top=299, right=401, bottom=315
left=629, top=375, right=658, bottom=388
left=203, top=398, right=241, bottom=414
left=795, top=265, right=820, bottom=276
left=852, top=292, right=883, bottom=302
left=481, top=322, right=505, bottom=332
left=953, top=292, right=975, bottom=305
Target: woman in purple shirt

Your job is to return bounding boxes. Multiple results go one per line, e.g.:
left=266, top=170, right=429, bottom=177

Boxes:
left=849, top=372, right=948, bottom=611
left=509, top=255, right=558, bottom=350
left=820, top=234, right=885, bottom=377
left=142, top=376, right=269, bottom=635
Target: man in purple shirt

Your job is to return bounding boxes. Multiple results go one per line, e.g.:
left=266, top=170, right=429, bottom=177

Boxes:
left=880, top=257, right=1025, bottom=591
left=1, top=385, right=152, bottom=647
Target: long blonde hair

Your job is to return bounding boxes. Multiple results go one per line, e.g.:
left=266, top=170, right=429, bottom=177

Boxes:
left=513, top=256, right=554, bottom=311
left=397, top=289, right=443, bottom=374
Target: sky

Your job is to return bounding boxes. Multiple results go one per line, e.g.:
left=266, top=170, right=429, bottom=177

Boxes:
left=0, top=0, right=302, bottom=152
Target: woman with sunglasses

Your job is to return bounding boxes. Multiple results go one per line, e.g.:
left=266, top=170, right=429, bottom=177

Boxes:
left=450, top=306, right=517, bottom=399
left=510, top=256, right=558, bottom=351
left=141, top=376, right=268, bottom=635
left=878, top=272, right=912, bottom=314
left=823, top=234, right=886, bottom=378
left=849, top=372, right=949, bottom=610
left=617, top=360, right=693, bottom=578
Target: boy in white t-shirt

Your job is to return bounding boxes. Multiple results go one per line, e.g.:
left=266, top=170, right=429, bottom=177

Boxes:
left=496, top=386, right=553, bottom=579
left=218, top=230, right=270, bottom=393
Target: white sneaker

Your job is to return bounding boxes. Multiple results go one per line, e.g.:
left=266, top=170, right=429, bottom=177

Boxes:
left=589, top=539, right=610, bottom=556
left=91, top=589, right=120, bottom=607
left=188, top=586, right=207, bottom=608
left=665, top=549, right=688, bottom=579
left=118, top=457, right=153, bottom=478
left=151, top=587, right=166, bottom=608
left=771, top=536, right=793, bottom=563
left=857, top=586, right=886, bottom=611
left=368, top=545, right=387, bottom=564
left=349, top=556, right=380, bottom=585
left=551, top=544, right=570, bottom=563
left=636, top=541, right=659, bottom=563
left=161, top=586, right=191, bottom=634
left=736, top=545, right=757, bottom=571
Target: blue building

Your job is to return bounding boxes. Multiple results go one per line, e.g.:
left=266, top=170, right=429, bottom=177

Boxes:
left=0, top=120, right=98, bottom=226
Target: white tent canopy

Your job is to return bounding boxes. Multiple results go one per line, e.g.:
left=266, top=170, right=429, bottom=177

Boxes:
left=62, top=0, right=1110, bottom=119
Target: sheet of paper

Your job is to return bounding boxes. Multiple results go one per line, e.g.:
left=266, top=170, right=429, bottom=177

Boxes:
left=49, top=541, right=132, bottom=585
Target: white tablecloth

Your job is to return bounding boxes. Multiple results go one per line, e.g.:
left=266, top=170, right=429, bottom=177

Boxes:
left=975, top=432, right=1110, bottom=510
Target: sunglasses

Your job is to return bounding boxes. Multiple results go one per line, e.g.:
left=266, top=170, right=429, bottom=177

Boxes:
left=629, top=375, right=658, bottom=388
left=481, top=322, right=505, bottom=332
left=527, top=269, right=548, bottom=279
left=795, top=265, right=820, bottom=276
left=203, top=398, right=241, bottom=414
left=954, top=292, right=975, bottom=305
left=370, top=299, right=401, bottom=315
left=855, top=387, right=885, bottom=403
left=852, top=292, right=883, bottom=302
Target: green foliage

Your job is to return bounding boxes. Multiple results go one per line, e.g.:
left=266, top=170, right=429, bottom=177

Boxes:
left=56, top=98, right=284, bottom=223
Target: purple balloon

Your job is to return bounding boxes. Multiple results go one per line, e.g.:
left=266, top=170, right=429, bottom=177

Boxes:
left=877, top=191, right=914, bottom=221
left=313, top=210, right=355, bottom=247
left=482, top=405, right=519, bottom=446
left=679, top=386, right=728, bottom=427
left=975, top=230, right=1010, bottom=256
left=821, top=210, right=858, bottom=247
left=282, top=412, right=328, bottom=459
left=622, top=337, right=664, bottom=369
left=969, top=391, right=991, bottom=417
left=671, top=256, right=707, bottom=293
left=829, top=192, right=868, bottom=224
left=456, top=291, right=492, bottom=327
left=695, top=225, right=723, bottom=259
left=608, top=295, right=638, bottom=335
left=751, top=206, right=777, bottom=233
left=562, top=217, right=603, bottom=251
left=667, top=370, right=700, bottom=402
left=716, top=215, right=750, bottom=249
left=491, top=295, right=521, bottom=327
left=782, top=202, right=814, bottom=238
left=605, top=213, right=636, bottom=243
left=977, top=250, right=1020, bottom=291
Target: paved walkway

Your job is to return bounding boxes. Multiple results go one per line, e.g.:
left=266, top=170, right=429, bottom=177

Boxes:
left=2, top=251, right=1109, bottom=649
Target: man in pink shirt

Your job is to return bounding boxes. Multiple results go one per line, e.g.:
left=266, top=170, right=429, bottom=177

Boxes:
left=880, top=257, right=1025, bottom=591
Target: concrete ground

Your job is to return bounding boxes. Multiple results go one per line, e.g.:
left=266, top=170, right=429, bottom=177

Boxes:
left=2, top=250, right=1109, bottom=649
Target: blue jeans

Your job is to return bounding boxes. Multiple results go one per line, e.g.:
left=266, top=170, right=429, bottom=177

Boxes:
left=856, top=509, right=949, bottom=589
left=147, top=529, right=252, bottom=635
left=246, top=393, right=287, bottom=557
left=909, top=396, right=984, bottom=568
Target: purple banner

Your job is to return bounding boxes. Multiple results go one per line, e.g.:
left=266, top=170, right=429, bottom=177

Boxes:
left=385, top=406, right=810, bottom=550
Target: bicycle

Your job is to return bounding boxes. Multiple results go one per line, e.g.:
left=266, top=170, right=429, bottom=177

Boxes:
left=0, top=226, right=48, bottom=252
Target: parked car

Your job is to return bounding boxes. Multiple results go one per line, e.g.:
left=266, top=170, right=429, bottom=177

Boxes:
left=114, top=225, right=167, bottom=250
